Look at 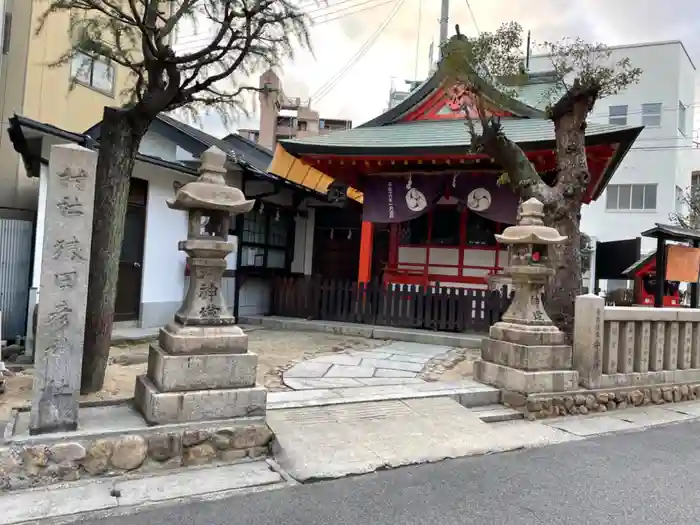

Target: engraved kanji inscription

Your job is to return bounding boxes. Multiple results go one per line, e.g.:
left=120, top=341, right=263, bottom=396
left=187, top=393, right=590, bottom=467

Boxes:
left=46, top=334, right=70, bottom=356
left=198, top=282, right=218, bottom=301
left=56, top=196, right=84, bottom=217
left=199, top=303, right=221, bottom=318
left=54, top=271, right=77, bottom=290
left=53, top=237, right=86, bottom=261
left=46, top=300, right=73, bottom=330
left=57, top=167, right=89, bottom=191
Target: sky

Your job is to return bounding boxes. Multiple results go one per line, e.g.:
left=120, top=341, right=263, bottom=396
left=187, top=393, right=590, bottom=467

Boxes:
left=182, top=0, right=700, bottom=138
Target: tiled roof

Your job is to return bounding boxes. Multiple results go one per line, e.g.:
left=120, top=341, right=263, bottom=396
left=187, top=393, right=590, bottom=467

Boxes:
left=281, top=117, right=638, bottom=152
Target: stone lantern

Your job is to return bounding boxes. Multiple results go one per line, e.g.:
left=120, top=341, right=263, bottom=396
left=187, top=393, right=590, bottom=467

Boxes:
left=135, top=146, right=267, bottom=424
left=474, top=198, right=580, bottom=394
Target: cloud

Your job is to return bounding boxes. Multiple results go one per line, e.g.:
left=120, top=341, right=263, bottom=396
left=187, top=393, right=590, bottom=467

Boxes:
left=187, top=0, right=700, bottom=136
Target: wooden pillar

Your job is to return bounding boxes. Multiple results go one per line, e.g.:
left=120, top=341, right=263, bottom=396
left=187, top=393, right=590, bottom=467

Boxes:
left=691, top=240, right=700, bottom=308
left=655, top=235, right=666, bottom=308
left=358, top=220, right=374, bottom=283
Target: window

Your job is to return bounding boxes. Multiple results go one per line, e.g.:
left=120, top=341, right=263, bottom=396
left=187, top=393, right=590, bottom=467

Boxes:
left=608, top=105, right=628, bottom=126
left=70, top=51, right=115, bottom=95
left=606, top=184, right=657, bottom=211
left=297, top=120, right=307, bottom=131
left=2, top=13, right=12, bottom=55
left=641, top=103, right=662, bottom=127
left=678, top=101, right=687, bottom=135
left=238, top=206, right=291, bottom=269
left=676, top=185, right=684, bottom=212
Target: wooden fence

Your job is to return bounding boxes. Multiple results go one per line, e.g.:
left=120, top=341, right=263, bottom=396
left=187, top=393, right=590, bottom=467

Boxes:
left=270, top=277, right=513, bottom=333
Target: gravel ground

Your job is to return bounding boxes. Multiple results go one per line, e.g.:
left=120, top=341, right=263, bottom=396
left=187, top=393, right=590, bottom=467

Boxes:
left=0, top=328, right=390, bottom=419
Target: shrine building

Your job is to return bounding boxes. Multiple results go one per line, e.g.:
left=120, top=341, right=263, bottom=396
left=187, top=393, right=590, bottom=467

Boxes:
left=267, top=62, right=643, bottom=291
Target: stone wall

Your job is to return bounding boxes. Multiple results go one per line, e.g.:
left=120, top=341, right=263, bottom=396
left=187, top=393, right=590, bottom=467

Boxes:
left=574, top=295, right=700, bottom=389
left=0, top=417, right=272, bottom=491
left=517, top=383, right=700, bottom=420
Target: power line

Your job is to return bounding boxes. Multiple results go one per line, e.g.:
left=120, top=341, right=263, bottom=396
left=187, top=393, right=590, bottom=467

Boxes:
left=312, top=0, right=397, bottom=24
left=175, top=0, right=396, bottom=48
left=311, top=0, right=406, bottom=104
left=464, top=0, right=480, bottom=35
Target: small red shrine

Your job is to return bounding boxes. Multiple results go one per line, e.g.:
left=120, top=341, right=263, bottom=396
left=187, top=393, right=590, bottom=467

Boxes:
left=268, top=43, right=643, bottom=291
left=623, top=251, right=681, bottom=307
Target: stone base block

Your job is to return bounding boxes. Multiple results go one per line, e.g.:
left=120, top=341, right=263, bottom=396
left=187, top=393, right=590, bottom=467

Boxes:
left=159, top=323, right=248, bottom=355
left=147, top=344, right=258, bottom=392
left=490, top=321, right=566, bottom=347
left=474, top=360, right=579, bottom=394
left=482, top=338, right=572, bottom=371
left=135, top=376, right=267, bottom=425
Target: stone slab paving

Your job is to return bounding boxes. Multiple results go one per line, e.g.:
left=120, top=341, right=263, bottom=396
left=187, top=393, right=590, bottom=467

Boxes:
left=282, top=341, right=454, bottom=390
left=268, top=397, right=578, bottom=481
left=267, top=379, right=501, bottom=411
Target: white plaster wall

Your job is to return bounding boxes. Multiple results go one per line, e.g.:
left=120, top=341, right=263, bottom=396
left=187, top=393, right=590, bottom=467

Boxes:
left=133, top=163, right=189, bottom=326
left=529, top=41, right=696, bottom=253
left=140, top=131, right=177, bottom=160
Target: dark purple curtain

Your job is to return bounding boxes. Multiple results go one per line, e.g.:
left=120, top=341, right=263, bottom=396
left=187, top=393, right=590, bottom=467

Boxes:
left=362, top=174, right=447, bottom=223
left=362, top=172, right=520, bottom=225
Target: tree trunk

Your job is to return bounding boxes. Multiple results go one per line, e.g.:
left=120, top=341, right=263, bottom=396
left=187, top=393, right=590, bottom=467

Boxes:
left=81, top=107, right=149, bottom=394
left=543, top=88, right=596, bottom=340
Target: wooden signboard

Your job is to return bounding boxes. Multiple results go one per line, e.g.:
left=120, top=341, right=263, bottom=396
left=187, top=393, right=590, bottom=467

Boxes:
left=666, top=245, right=700, bottom=283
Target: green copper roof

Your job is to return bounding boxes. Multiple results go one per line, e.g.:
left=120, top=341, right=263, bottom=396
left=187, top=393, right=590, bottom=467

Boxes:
left=280, top=118, right=641, bottom=156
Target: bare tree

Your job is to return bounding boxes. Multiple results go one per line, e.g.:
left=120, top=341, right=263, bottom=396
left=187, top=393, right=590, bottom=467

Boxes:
left=441, top=23, right=641, bottom=339
left=38, top=0, right=311, bottom=392
left=671, top=185, right=700, bottom=229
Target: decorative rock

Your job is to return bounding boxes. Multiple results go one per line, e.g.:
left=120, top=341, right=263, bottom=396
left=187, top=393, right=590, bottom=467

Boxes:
left=231, top=425, right=274, bottom=449
left=49, top=442, right=86, bottom=463
left=662, top=388, right=673, bottom=403
left=220, top=449, right=248, bottom=462
left=597, top=404, right=607, bottom=412
left=579, top=406, right=589, bottom=415
left=650, top=389, right=661, bottom=404
left=694, top=385, right=700, bottom=397
left=672, top=387, right=681, bottom=403
left=83, top=440, right=113, bottom=475
left=596, top=393, right=609, bottom=404
left=46, top=462, right=79, bottom=482
left=526, top=412, right=536, bottom=421
left=24, top=446, right=49, bottom=468
left=617, top=401, right=627, bottom=410
left=569, top=406, right=578, bottom=415
left=211, top=430, right=235, bottom=450
left=607, top=400, right=617, bottom=410
left=182, top=443, right=217, bottom=466
left=681, top=385, right=690, bottom=399
left=148, top=434, right=182, bottom=462
left=110, top=436, right=147, bottom=470
left=574, top=395, right=586, bottom=406
left=182, top=430, right=210, bottom=447
left=248, top=446, right=269, bottom=458
left=614, top=392, right=626, bottom=403
left=630, top=390, right=644, bottom=406
left=527, top=400, right=542, bottom=413
left=585, top=395, right=596, bottom=410
left=563, top=397, right=574, bottom=410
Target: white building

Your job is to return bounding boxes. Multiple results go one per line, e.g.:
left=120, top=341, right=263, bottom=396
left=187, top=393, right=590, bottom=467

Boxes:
left=529, top=41, right=697, bottom=255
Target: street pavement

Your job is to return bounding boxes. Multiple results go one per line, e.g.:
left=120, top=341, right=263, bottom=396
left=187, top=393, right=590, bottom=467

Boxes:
left=53, top=419, right=700, bottom=525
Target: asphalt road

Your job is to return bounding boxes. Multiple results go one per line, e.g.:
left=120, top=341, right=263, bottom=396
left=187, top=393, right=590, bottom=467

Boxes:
left=68, top=421, right=700, bottom=525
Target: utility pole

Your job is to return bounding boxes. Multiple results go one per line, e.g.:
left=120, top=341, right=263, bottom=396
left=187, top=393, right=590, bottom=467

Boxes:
left=439, top=0, right=449, bottom=52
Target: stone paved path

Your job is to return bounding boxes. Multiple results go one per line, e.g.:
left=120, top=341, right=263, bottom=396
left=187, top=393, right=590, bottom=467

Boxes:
left=283, top=341, right=456, bottom=390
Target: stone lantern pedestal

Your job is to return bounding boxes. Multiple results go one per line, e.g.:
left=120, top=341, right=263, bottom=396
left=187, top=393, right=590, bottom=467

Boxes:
left=474, top=198, right=580, bottom=394
left=135, top=147, right=266, bottom=424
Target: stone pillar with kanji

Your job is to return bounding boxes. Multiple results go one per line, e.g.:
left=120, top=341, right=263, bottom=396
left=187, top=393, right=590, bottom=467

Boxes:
left=474, top=198, right=580, bottom=394
left=135, top=146, right=266, bottom=424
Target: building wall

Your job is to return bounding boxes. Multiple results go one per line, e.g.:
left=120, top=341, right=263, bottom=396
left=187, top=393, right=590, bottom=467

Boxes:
left=0, top=1, right=134, bottom=212
left=529, top=41, right=696, bottom=254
